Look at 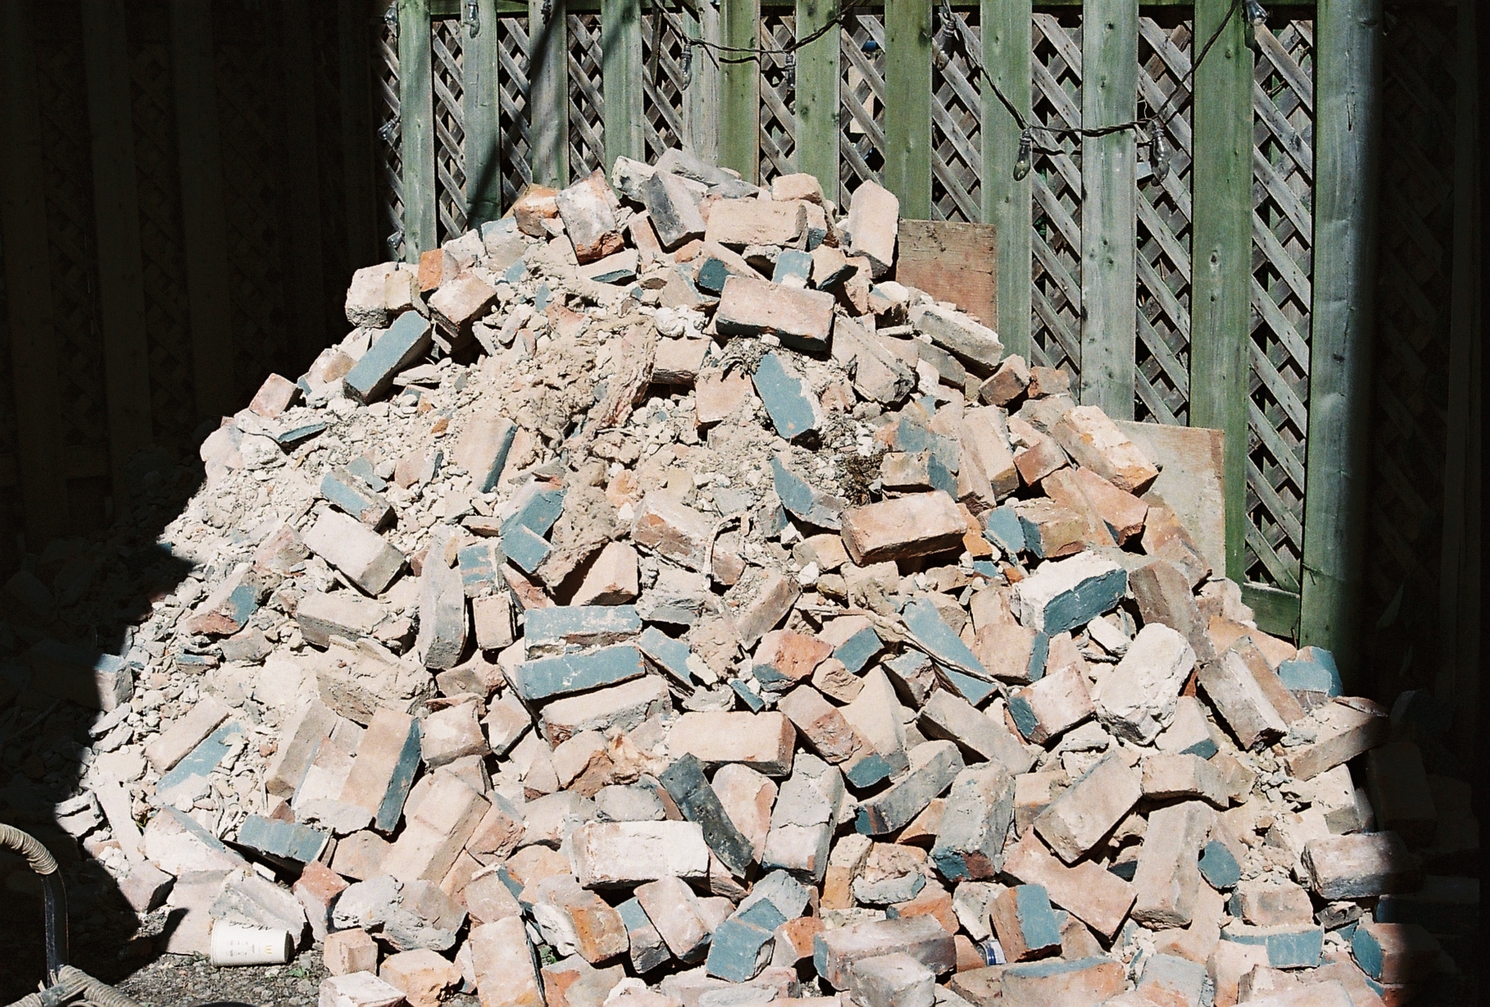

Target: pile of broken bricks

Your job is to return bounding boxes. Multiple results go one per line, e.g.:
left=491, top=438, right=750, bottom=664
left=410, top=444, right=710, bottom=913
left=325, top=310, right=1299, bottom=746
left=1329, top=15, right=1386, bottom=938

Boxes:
left=0, top=148, right=1475, bottom=1007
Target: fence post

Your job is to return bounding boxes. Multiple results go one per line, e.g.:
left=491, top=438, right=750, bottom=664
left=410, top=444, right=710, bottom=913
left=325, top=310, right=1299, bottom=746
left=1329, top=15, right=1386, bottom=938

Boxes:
left=0, top=0, right=67, bottom=543
left=1437, top=0, right=1480, bottom=752
left=795, top=0, right=839, bottom=196
left=602, top=0, right=644, bottom=171
left=883, top=0, right=931, bottom=218
left=685, top=0, right=722, bottom=166
left=1077, top=0, right=1137, bottom=417
left=719, top=0, right=760, bottom=182
left=529, top=0, right=570, bottom=187
left=981, top=0, right=1031, bottom=359
left=465, top=0, right=504, bottom=226
left=282, top=0, right=327, bottom=361
left=340, top=0, right=380, bottom=267
left=1301, top=0, right=1382, bottom=683
left=1189, top=0, right=1252, bottom=583
left=169, top=0, right=234, bottom=422
left=399, top=0, right=437, bottom=256
left=81, top=0, right=153, bottom=513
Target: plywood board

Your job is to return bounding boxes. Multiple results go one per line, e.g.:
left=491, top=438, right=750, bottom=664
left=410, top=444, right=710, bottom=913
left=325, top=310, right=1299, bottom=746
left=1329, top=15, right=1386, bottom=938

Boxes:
left=894, top=219, right=997, bottom=329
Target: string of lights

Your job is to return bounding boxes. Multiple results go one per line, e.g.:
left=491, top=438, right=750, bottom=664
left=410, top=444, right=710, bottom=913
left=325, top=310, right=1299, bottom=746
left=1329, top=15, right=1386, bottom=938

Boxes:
left=653, top=0, right=1265, bottom=182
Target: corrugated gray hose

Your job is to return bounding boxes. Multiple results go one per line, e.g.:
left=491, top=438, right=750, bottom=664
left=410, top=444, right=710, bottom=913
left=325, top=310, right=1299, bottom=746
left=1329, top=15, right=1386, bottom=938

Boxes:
left=0, top=824, right=142, bottom=1007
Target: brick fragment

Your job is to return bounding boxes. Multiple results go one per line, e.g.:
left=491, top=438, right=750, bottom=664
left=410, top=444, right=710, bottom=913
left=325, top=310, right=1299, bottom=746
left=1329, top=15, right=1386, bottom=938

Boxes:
left=1277, top=698, right=1389, bottom=781
left=998, top=957, right=1124, bottom=1007
left=839, top=491, right=965, bottom=565
left=1301, top=832, right=1422, bottom=899
left=716, top=275, right=836, bottom=353
left=643, top=171, right=708, bottom=248
left=668, top=711, right=796, bottom=777
left=539, top=673, right=670, bottom=747
left=415, top=552, right=468, bottom=671
left=298, top=591, right=388, bottom=649
left=1009, top=552, right=1127, bottom=635
left=856, top=740, right=965, bottom=835
left=1142, top=753, right=1228, bottom=808
left=1197, top=649, right=1289, bottom=750
left=430, top=271, right=497, bottom=344
left=1132, top=801, right=1212, bottom=926
left=847, top=952, right=936, bottom=1007
left=382, top=948, right=462, bottom=1007
left=454, top=416, right=518, bottom=493
left=658, top=752, right=757, bottom=876
left=930, top=763, right=1016, bottom=880
left=633, top=495, right=714, bottom=571
left=778, top=685, right=889, bottom=786
left=470, top=916, right=545, bottom=1007
left=813, top=915, right=955, bottom=989
left=319, top=972, right=405, bottom=1007
left=381, top=771, right=490, bottom=884
left=1032, top=752, right=1141, bottom=863
left=706, top=199, right=808, bottom=248
left=843, top=180, right=899, bottom=277
left=1050, top=405, right=1159, bottom=493
left=1351, top=920, right=1441, bottom=985
left=1365, top=741, right=1436, bottom=846
left=344, top=311, right=433, bottom=404
left=303, top=511, right=406, bottom=596
left=917, top=690, right=1035, bottom=774
left=914, top=305, right=1003, bottom=371
left=1007, top=666, right=1094, bottom=745
left=569, top=821, right=712, bottom=887
left=324, top=928, right=380, bottom=976
left=557, top=170, right=624, bottom=263
left=752, top=351, right=823, bottom=441
left=1095, top=623, right=1195, bottom=744
left=1219, top=922, right=1323, bottom=969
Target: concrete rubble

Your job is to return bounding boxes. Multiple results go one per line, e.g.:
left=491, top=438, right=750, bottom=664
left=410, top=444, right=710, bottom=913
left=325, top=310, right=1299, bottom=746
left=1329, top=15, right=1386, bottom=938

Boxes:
left=0, top=151, right=1472, bottom=1007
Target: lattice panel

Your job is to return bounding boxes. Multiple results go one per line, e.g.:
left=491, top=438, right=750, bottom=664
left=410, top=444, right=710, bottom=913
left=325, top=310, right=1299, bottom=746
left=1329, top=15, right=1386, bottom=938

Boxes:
left=760, top=15, right=798, bottom=182
left=34, top=23, right=110, bottom=457
left=1245, top=20, right=1314, bottom=593
left=930, top=11, right=980, bottom=222
left=129, top=36, right=195, bottom=444
left=433, top=19, right=469, bottom=240
left=376, top=15, right=406, bottom=260
left=642, top=9, right=691, bottom=162
left=499, top=17, right=534, bottom=208
left=216, top=18, right=293, bottom=394
left=1029, top=13, right=1082, bottom=376
left=1133, top=18, right=1193, bottom=427
left=1364, top=7, right=1457, bottom=694
left=569, top=14, right=606, bottom=180
left=840, top=13, right=886, bottom=207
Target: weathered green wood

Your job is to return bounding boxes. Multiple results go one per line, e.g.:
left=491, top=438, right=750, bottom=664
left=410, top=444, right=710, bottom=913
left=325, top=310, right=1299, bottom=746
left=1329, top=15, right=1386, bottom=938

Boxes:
left=0, top=0, right=67, bottom=542
left=794, top=0, right=839, bottom=193
left=1077, top=0, right=1137, bottom=418
left=685, top=0, right=722, bottom=166
left=883, top=0, right=931, bottom=217
left=602, top=0, right=644, bottom=170
left=1243, top=584, right=1302, bottom=639
left=435, top=0, right=1225, bottom=12
left=981, top=0, right=1031, bottom=358
left=1300, top=0, right=1382, bottom=684
left=1189, top=0, right=1251, bottom=582
left=282, top=0, right=327, bottom=359
left=719, top=0, right=760, bottom=181
left=340, top=0, right=380, bottom=265
left=81, top=0, right=153, bottom=511
left=464, top=0, right=504, bottom=224
left=529, top=0, right=570, bottom=187
left=170, top=0, right=234, bottom=422
left=399, top=0, right=438, bottom=255
left=1436, top=0, right=1478, bottom=739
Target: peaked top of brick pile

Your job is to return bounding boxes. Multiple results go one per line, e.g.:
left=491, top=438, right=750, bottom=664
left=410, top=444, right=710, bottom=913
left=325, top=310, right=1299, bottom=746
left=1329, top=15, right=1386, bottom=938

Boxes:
left=0, top=149, right=1468, bottom=1006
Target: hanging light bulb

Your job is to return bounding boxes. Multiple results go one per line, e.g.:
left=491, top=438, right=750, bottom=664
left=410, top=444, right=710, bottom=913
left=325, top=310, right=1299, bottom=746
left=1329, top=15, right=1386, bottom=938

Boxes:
left=464, top=0, right=481, bottom=37
left=784, top=50, right=796, bottom=89
left=1244, top=0, right=1267, bottom=51
left=938, top=0, right=956, bottom=49
left=681, top=47, right=694, bottom=90
left=383, top=2, right=398, bottom=38
left=1013, top=127, right=1032, bottom=181
left=542, top=0, right=553, bottom=24
left=1151, top=123, right=1171, bottom=183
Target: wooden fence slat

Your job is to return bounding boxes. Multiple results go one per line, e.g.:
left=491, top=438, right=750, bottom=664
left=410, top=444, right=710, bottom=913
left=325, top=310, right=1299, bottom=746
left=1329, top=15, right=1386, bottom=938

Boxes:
left=169, top=0, right=234, bottom=422
left=81, top=0, right=152, bottom=511
left=400, top=0, right=439, bottom=254
left=0, top=0, right=67, bottom=543
left=340, top=0, right=380, bottom=268
left=684, top=0, right=722, bottom=165
left=1435, top=0, right=1478, bottom=737
left=602, top=0, right=644, bottom=170
left=1300, top=0, right=1382, bottom=684
left=719, top=0, right=760, bottom=181
left=528, top=0, right=570, bottom=186
left=795, top=0, right=839, bottom=194
left=981, top=0, right=1031, bottom=359
left=1189, top=0, right=1252, bottom=581
left=282, top=0, right=327, bottom=360
left=1077, top=0, right=1137, bottom=417
left=465, top=0, right=504, bottom=226
left=883, top=0, right=931, bottom=217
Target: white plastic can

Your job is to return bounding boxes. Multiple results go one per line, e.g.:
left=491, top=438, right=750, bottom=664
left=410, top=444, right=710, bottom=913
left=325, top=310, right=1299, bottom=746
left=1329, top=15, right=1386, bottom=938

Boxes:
left=210, top=921, right=293, bottom=966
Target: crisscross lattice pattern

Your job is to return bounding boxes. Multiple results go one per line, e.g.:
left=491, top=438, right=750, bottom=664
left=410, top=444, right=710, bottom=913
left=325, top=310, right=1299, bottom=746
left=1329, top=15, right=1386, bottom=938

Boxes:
left=1365, top=6, right=1457, bottom=694
left=433, top=19, right=469, bottom=240
left=839, top=13, right=886, bottom=207
left=1246, top=20, right=1314, bottom=592
left=1029, top=13, right=1083, bottom=376
left=375, top=16, right=406, bottom=260
left=641, top=8, right=690, bottom=161
left=760, top=14, right=798, bottom=181
left=570, top=14, right=606, bottom=179
left=931, top=11, right=981, bottom=222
